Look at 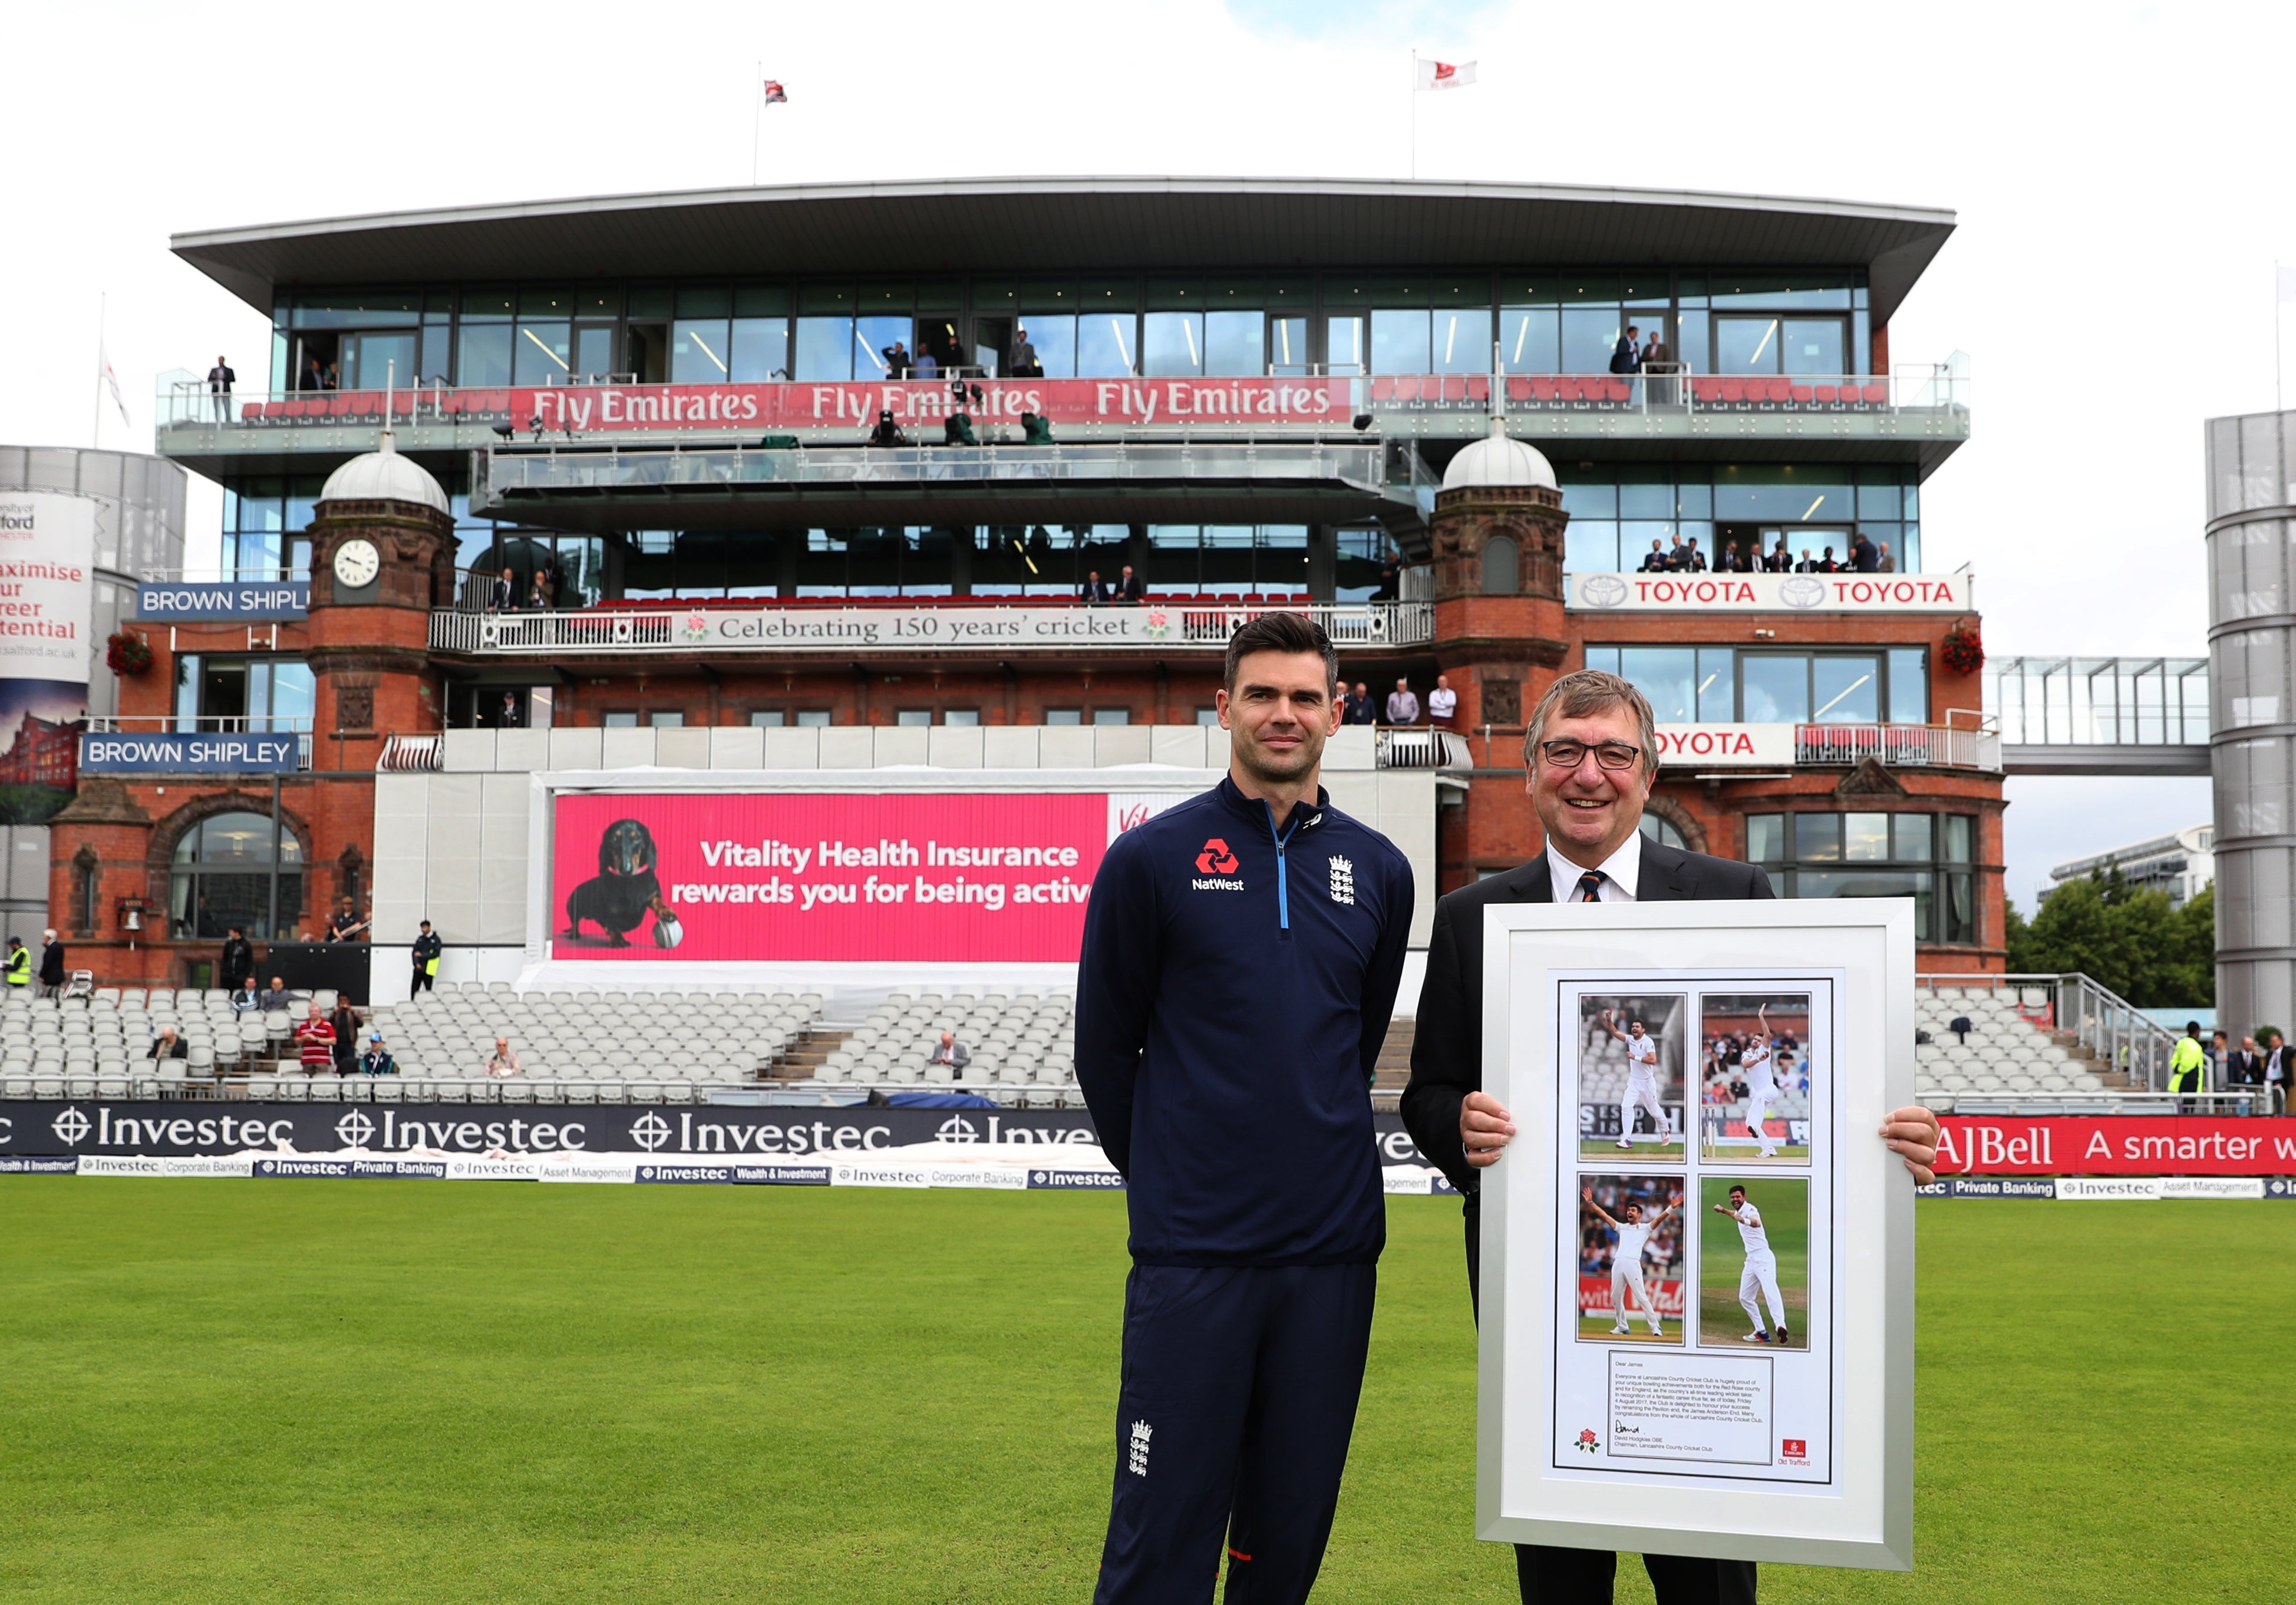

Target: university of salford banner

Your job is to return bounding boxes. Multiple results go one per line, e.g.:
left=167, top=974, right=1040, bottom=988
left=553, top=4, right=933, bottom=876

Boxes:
left=551, top=791, right=1182, bottom=962
left=517, top=375, right=1352, bottom=434
left=1937, top=1115, right=2296, bottom=1176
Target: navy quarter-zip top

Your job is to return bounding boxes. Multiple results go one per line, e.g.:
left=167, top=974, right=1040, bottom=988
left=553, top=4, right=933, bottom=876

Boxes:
left=1075, top=776, right=1415, bottom=1267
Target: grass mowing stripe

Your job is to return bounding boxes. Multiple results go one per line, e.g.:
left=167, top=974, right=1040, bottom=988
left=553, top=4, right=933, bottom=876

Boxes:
left=0, top=1183, right=2289, bottom=1603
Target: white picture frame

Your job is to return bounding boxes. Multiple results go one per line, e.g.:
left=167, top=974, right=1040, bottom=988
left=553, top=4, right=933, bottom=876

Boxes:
left=1474, top=900, right=1914, bottom=1570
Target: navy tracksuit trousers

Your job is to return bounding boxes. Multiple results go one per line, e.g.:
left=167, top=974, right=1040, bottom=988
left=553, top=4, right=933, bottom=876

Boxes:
left=1093, top=1261, right=1377, bottom=1604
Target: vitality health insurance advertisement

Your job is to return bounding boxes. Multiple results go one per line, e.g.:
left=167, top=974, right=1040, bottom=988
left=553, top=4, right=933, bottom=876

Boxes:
left=549, top=791, right=1168, bottom=962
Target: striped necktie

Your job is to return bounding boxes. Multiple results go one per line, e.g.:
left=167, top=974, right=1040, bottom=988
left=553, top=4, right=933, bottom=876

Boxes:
left=1576, top=871, right=1606, bottom=903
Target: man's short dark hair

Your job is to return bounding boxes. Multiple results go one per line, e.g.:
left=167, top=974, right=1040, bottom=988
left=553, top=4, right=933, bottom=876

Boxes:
left=1728, top=1184, right=1747, bottom=1197
left=1223, top=611, right=1339, bottom=694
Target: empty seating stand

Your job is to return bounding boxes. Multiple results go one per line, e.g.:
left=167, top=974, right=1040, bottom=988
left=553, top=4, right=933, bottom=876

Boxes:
left=1913, top=986, right=2120, bottom=1105
left=809, top=990, right=1080, bottom=1109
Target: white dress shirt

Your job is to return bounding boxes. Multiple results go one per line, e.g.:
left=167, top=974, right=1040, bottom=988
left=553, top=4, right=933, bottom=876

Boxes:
left=1546, top=833, right=1643, bottom=903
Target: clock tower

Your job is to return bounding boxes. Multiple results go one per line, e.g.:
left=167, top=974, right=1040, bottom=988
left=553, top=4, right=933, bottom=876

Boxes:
left=305, top=436, right=456, bottom=745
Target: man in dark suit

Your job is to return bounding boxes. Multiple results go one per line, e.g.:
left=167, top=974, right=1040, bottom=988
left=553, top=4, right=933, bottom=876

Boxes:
left=1402, top=668, right=1941, bottom=1605
left=1849, top=531, right=1879, bottom=573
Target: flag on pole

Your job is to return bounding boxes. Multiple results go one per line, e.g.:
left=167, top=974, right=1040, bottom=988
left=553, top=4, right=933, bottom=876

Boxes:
left=1415, top=58, right=1477, bottom=90
left=761, top=78, right=787, bottom=104
left=100, top=346, right=129, bottom=428
left=2277, top=263, right=2296, bottom=303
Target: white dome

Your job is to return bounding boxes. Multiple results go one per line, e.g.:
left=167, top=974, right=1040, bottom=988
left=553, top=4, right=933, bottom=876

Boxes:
left=1443, top=418, right=1556, bottom=491
left=318, top=441, right=448, bottom=514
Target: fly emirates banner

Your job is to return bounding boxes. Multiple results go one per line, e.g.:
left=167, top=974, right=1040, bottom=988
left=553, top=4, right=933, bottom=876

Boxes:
left=549, top=791, right=1180, bottom=962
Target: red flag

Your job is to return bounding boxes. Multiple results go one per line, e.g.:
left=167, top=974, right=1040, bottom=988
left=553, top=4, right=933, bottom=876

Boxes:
left=761, top=78, right=787, bottom=104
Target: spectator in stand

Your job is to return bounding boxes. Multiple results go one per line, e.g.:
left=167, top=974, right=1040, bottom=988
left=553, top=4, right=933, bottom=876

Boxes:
left=1819, top=546, right=1840, bottom=573
left=928, top=1029, right=971, bottom=1074
left=149, top=1025, right=189, bottom=1061
left=1385, top=678, right=1421, bottom=725
left=1010, top=328, right=1040, bottom=377
left=1794, top=548, right=1817, bottom=573
left=881, top=339, right=913, bottom=378
left=497, top=691, right=523, bottom=729
left=1849, top=530, right=1879, bottom=572
left=1116, top=564, right=1146, bottom=605
left=1078, top=569, right=1109, bottom=605
left=411, top=921, right=442, bottom=998
left=1668, top=534, right=1697, bottom=571
left=300, top=355, right=326, bottom=392
left=37, top=929, right=65, bottom=999
left=1427, top=674, right=1458, bottom=728
left=360, top=1030, right=397, bottom=1076
left=1718, top=539, right=1743, bottom=572
left=483, top=1036, right=524, bottom=1076
left=529, top=567, right=557, bottom=610
left=1611, top=325, right=1642, bottom=378
left=325, top=898, right=368, bottom=943
left=4, top=936, right=28, bottom=992
left=1344, top=682, right=1378, bottom=725
left=488, top=567, right=516, bottom=611
left=330, top=998, right=362, bottom=1076
left=232, top=975, right=263, bottom=1015
left=2266, top=1031, right=2288, bottom=1115
left=259, top=975, right=296, bottom=1011
left=2229, top=1034, right=2262, bottom=1114
left=1878, top=542, right=1896, bottom=573
left=1769, top=536, right=1793, bottom=572
left=913, top=345, right=939, bottom=379
left=1638, top=539, right=1670, bottom=573
left=322, top=361, right=340, bottom=391
left=219, top=923, right=255, bottom=994
left=295, top=1005, right=337, bottom=1075
left=1376, top=556, right=1403, bottom=600
left=207, top=355, right=236, bottom=422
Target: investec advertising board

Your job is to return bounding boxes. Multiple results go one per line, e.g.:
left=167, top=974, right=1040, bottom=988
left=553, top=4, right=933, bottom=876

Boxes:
left=550, top=789, right=1178, bottom=963
left=1566, top=572, right=1972, bottom=613
left=522, top=375, right=1351, bottom=432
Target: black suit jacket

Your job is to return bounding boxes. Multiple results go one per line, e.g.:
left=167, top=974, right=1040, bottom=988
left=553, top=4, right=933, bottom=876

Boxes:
left=1401, top=836, right=1774, bottom=1194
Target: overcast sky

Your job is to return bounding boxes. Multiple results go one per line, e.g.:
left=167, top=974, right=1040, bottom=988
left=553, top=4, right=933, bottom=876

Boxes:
left=8, top=0, right=2284, bottom=905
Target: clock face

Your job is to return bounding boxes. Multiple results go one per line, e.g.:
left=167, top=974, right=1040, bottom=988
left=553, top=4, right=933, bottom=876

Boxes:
left=333, top=538, right=381, bottom=589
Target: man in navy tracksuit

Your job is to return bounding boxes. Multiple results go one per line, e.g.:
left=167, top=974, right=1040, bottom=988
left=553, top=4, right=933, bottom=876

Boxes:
left=1077, top=610, right=1414, bottom=1604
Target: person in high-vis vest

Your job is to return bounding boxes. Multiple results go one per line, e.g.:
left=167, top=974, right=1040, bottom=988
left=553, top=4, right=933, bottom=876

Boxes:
left=411, top=921, right=443, bottom=999
left=2170, top=1021, right=2208, bottom=1114
left=4, top=937, right=29, bottom=989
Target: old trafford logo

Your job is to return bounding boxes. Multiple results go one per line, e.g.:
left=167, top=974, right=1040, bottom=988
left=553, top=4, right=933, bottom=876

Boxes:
left=1195, top=838, right=1239, bottom=874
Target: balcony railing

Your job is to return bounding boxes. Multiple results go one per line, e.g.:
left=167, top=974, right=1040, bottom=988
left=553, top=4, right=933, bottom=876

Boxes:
left=429, top=598, right=1432, bottom=656
left=156, top=362, right=1967, bottom=442
left=1796, top=722, right=2001, bottom=772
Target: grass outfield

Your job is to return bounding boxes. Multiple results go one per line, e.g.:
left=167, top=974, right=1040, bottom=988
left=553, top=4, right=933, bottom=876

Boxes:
left=1, top=1184, right=2291, bottom=1604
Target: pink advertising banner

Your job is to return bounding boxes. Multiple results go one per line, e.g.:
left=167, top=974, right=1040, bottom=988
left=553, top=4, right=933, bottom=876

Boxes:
left=517, top=375, right=1353, bottom=434
left=550, top=791, right=1150, bottom=963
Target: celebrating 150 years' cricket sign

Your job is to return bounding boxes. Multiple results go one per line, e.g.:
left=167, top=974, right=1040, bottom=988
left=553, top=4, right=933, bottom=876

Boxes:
left=1478, top=902, right=1914, bottom=1570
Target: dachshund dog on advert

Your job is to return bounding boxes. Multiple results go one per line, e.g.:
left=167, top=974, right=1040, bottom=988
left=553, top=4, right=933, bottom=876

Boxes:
left=564, top=818, right=664, bottom=946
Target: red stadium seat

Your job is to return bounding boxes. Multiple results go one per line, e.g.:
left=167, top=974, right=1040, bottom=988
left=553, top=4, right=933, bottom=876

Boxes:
left=1719, top=379, right=1746, bottom=404
left=1393, top=375, right=1421, bottom=402
left=1464, top=376, right=1489, bottom=403
left=1442, top=375, right=1467, bottom=402
left=1862, top=382, right=1888, bottom=404
left=328, top=395, right=352, bottom=418
left=1369, top=377, right=1396, bottom=402
left=1814, top=385, right=1838, bottom=403
left=1506, top=377, right=1532, bottom=403
left=1789, top=385, right=1814, bottom=404
left=1693, top=376, right=1726, bottom=402
left=1766, top=378, right=1792, bottom=402
left=1530, top=375, right=1561, bottom=402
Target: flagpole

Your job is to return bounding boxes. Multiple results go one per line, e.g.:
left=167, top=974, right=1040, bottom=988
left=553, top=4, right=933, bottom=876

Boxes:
left=1409, top=51, right=1417, bottom=180
left=93, top=292, right=105, bottom=449
left=751, top=61, right=761, bottom=187
left=2278, top=260, right=2284, bottom=416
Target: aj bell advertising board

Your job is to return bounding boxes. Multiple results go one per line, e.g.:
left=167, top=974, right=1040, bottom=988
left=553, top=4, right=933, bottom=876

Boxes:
left=550, top=790, right=1182, bottom=963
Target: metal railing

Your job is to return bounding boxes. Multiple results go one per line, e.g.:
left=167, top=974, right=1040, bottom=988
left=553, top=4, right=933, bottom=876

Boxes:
left=1377, top=728, right=1473, bottom=769
left=1921, top=972, right=2182, bottom=1093
left=157, top=361, right=1967, bottom=438
left=428, top=599, right=1433, bottom=655
left=1987, top=656, right=2210, bottom=747
left=1796, top=722, right=2002, bottom=771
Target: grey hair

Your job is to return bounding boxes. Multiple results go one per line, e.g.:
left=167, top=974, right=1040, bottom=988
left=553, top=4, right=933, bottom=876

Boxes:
left=1522, top=669, right=1660, bottom=778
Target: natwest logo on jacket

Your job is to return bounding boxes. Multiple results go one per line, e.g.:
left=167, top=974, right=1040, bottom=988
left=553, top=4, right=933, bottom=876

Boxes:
left=1195, top=838, right=1239, bottom=874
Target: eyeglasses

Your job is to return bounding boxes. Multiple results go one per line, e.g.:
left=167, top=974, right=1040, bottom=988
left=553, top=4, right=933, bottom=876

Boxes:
left=1536, top=739, right=1642, bottom=771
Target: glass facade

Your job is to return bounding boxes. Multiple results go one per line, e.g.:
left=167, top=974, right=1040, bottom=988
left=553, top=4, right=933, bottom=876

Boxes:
left=170, top=811, right=303, bottom=942
left=1745, top=810, right=1978, bottom=943
left=268, top=268, right=1875, bottom=391
left=171, top=656, right=316, bottom=732
left=1584, top=646, right=1928, bottom=725
left=1559, top=463, right=1919, bottom=573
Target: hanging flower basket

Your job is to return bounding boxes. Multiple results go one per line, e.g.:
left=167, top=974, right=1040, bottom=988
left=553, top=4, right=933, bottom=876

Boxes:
left=105, top=632, right=153, bottom=676
left=1939, top=623, right=1984, bottom=676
